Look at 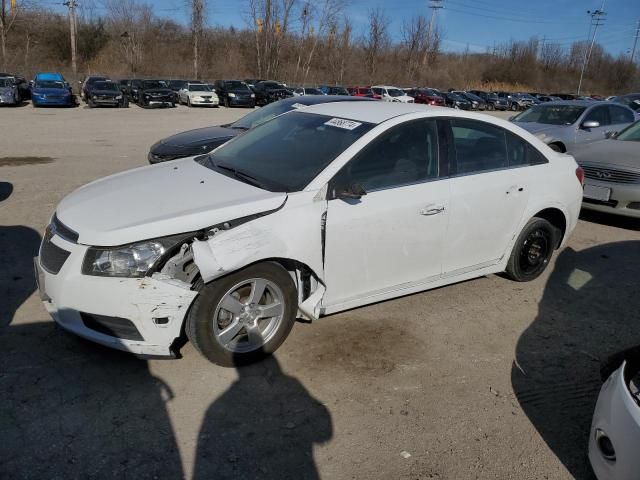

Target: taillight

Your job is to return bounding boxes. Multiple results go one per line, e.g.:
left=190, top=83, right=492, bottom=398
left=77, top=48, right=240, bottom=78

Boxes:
left=576, top=166, right=585, bottom=186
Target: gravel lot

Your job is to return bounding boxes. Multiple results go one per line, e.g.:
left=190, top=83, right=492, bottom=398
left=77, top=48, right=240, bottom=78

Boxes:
left=1, top=103, right=639, bottom=479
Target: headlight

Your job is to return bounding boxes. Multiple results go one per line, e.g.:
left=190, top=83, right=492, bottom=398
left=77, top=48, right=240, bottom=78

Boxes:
left=92, top=95, right=97, bottom=100
left=228, top=92, right=236, bottom=98
left=116, top=95, right=123, bottom=100
left=82, top=234, right=192, bottom=277
left=144, top=94, right=150, bottom=99
left=250, top=93, right=255, bottom=98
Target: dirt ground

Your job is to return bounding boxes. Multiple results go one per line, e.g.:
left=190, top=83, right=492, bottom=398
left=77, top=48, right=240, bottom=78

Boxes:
left=1, top=102, right=639, bottom=480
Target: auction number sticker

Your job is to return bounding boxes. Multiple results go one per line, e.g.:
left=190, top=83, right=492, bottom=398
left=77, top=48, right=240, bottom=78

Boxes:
left=324, top=118, right=362, bottom=130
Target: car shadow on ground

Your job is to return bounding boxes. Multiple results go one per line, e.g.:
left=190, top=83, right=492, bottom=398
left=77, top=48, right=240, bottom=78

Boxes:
left=0, top=320, right=185, bottom=479
left=0, top=181, right=42, bottom=327
left=193, top=350, right=333, bottom=480
left=580, top=209, right=640, bottom=232
left=512, top=241, right=640, bottom=479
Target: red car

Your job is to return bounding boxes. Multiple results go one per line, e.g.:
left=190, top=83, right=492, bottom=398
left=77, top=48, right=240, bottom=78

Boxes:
left=407, top=88, right=445, bottom=106
left=348, top=86, right=380, bottom=99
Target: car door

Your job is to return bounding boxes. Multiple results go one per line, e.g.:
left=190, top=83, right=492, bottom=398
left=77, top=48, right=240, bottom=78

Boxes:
left=607, top=104, right=635, bottom=136
left=577, top=105, right=611, bottom=144
left=441, top=118, right=533, bottom=275
left=323, top=118, right=450, bottom=308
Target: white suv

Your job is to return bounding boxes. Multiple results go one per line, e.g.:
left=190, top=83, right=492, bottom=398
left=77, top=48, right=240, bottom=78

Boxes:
left=36, top=102, right=583, bottom=366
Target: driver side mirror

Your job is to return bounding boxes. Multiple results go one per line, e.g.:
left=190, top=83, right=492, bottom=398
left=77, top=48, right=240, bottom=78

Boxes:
left=581, top=120, right=600, bottom=129
left=335, top=183, right=367, bottom=201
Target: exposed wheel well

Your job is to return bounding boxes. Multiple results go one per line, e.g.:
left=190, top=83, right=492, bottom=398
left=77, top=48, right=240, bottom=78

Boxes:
left=533, top=208, right=567, bottom=248
left=548, top=142, right=566, bottom=153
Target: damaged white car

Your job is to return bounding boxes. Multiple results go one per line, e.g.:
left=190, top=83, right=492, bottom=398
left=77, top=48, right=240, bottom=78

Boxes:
left=36, top=102, right=583, bottom=366
left=589, top=352, right=640, bottom=480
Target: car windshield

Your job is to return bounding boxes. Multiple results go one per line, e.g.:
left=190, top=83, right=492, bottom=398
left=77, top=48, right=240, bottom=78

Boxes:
left=143, top=80, right=167, bottom=89
left=225, top=81, right=249, bottom=90
left=35, top=80, right=64, bottom=89
left=449, top=93, right=465, bottom=101
left=513, top=105, right=587, bottom=125
left=305, top=88, right=323, bottom=95
left=189, top=84, right=210, bottom=92
left=231, top=100, right=308, bottom=130
left=204, top=111, right=374, bottom=192
left=0, top=78, right=11, bottom=87
left=263, top=82, right=284, bottom=90
left=388, top=88, right=404, bottom=97
left=93, top=81, right=118, bottom=91
left=615, top=121, right=640, bottom=142
left=464, top=93, right=483, bottom=102
left=333, top=88, right=349, bottom=95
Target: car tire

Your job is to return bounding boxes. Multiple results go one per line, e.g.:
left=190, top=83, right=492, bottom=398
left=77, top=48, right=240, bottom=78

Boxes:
left=505, top=217, right=558, bottom=282
left=510, top=103, right=517, bottom=111
left=186, top=261, right=298, bottom=366
left=224, top=97, right=230, bottom=108
left=187, top=97, right=192, bottom=108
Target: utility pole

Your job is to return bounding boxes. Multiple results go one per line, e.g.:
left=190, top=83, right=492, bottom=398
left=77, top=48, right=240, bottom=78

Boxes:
left=577, top=1, right=606, bottom=95
left=63, top=0, right=78, bottom=78
left=423, top=0, right=443, bottom=65
left=631, top=19, right=640, bottom=64
left=191, top=0, right=205, bottom=79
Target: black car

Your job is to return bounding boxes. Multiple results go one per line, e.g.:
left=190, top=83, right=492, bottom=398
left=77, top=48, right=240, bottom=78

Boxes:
left=213, top=80, right=255, bottom=108
left=137, top=80, right=175, bottom=108
left=118, top=79, right=131, bottom=95
left=252, top=81, right=293, bottom=106
left=81, top=75, right=109, bottom=103
left=86, top=80, right=128, bottom=108
left=550, top=93, right=578, bottom=101
left=0, top=74, right=30, bottom=100
left=319, top=85, right=350, bottom=96
left=452, top=91, right=486, bottom=110
left=443, top=92, right=472, bottom=110
left=147, top=95, right=374, bottom=164
left=468, top=90, right=508, bottom=111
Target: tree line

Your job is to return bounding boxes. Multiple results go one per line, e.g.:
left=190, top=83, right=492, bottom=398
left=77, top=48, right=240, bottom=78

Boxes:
left=1, top=0, right=638, bottom=94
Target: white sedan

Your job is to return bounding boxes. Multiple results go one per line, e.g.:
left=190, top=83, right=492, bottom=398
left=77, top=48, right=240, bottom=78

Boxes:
left=178, top=83, right=219, bottom=107
left=372, top=85, right=415, bottom=103
left=36, top=103, right=583, bottom=366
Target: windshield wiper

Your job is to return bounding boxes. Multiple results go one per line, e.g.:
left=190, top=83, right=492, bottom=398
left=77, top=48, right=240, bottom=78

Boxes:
left=208, top=158, right=269, bottom=190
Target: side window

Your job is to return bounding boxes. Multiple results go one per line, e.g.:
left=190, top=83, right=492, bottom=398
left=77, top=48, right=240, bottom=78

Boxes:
left=608, top=105, right=634, bottom=124
left=506, top=131, right=548, bottom=167
left=372, top=88, right=383, bottom=95
left=449, top=119, right=508, bottom=175
left=584, top=106, right=610, bottom=126
left=331, top=119, right=439, bottom=193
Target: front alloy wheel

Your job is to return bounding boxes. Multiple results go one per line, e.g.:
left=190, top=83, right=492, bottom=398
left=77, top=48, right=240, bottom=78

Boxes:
left=186, top=262, right=297, bottom=366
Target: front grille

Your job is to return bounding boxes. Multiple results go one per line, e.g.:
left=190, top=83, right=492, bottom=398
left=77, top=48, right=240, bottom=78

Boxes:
left=52, top=214, right=78, bottom=243
left=40, top=236, right=71, bottom=274
left=582, top=164, right=640, bottom=184
left=81, top=312, right=144, bottom=341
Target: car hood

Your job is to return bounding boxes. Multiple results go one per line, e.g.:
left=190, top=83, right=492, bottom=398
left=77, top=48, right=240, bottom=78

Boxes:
left=91, top=89, right=120, bottom=96
left=143, top=89, right=173, bottom=95
left=56, top=158, right=287, bottom=246
left=32, top=88, right=69, bottom=95
left=0, top=86, right=13, bottom=94
left=154, top=125, right=238, bottom=148
left=186, top=90, right=217, bottom=96
left=573, top=139, right=640, bottom=170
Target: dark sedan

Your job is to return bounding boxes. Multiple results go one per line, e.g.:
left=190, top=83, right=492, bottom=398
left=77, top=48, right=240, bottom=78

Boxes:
left=252, top=81, right=293, bottom=106
left=137, top=80, right=175, bottom=108
left=443, top=92, right=472, bottom=110
left=213, top=80, right=255, bottom=108
left=148, top=95, right=373, bottom=164
left=86, top=80, right=128, bottom=108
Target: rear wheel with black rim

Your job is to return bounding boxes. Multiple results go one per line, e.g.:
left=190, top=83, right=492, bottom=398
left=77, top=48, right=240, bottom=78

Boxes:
left=186, top=262, right=297, bottom=366
left=506, top=217, right=558, bottom=282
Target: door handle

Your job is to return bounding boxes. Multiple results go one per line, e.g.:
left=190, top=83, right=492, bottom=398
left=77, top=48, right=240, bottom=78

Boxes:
left=419, top=206, right=445, bottom=216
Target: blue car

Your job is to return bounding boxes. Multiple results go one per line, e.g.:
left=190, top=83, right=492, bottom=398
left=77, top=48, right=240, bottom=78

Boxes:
left=31, top=72, right=75, bottom=107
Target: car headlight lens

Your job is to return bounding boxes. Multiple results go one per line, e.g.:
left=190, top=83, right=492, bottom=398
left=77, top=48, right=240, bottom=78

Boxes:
left=92, top=95, right=97, bottom=99
left=116, top=95, right=123, bottom=100
left=82, top=234, right=191, bottom=277
left=250, top=93, right=255, bottom=98
left=228, top=92, right=236, bottom=98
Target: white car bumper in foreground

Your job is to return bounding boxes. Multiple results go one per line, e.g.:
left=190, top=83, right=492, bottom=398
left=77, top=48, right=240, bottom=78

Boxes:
left=35, top=233, right=198, bottom=357
left=589, top=361, right=640, bottom=480
left=189, top=96, right=219, bottom=106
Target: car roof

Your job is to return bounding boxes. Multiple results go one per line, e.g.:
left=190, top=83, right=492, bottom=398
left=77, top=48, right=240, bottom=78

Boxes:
left=35, top=72, right=63, bottom=80
left=537, top=100, right=598, bottom=106
left=371, top=85, right=402, bottom=89
left=301, top=101, right=449, bottom=124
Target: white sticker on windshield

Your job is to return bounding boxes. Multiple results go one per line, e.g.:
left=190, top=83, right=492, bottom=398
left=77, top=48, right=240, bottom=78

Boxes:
left=324, top=118, right=362, bottom=130
left=291, top=103, right=307, bottom=109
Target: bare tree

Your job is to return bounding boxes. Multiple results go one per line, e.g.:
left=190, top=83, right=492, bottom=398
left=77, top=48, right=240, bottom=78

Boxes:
left=363, top=7, right=389, bottom=81
left=1, top=0, right=24, bottom=70
left=190, top=0, right=205, bottom=78
left=104, top=0, right=152, bottom=75
left=401, top=15, right=428, bottom=82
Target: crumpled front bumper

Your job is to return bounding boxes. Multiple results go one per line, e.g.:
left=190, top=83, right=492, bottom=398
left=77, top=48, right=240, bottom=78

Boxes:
left=589, top=361, right=640, bottom=480
left=35, top=233, right=198, bottom=357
